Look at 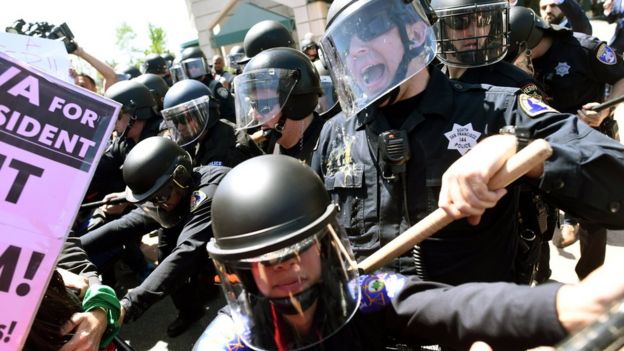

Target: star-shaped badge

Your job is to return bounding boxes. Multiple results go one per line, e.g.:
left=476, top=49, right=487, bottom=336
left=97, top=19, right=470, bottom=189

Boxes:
left=444, top=123, right=481, bottom=155
left=554, top=62, right=571, bottom=77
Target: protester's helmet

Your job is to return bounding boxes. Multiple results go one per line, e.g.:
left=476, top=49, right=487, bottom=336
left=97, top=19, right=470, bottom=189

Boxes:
left=233, top=47, right=322, bottom=130
left=105, top=80, right=157, bottom=120
left=243, top=20, right=296, bottom=59
left=207, top=155, right=360, bottom=351
left=431, top=0, right=509, bottom=67
left=133, top=73, right=169, bottom=110
left=123, top=137, right=193, bottom=227
left=161, top=79, right=217, bottom=146
left=506, top=6, right=547, bottom=60
left=320, top=0, right=437, bottom=117
left=142, top=53, right=169, bottom=75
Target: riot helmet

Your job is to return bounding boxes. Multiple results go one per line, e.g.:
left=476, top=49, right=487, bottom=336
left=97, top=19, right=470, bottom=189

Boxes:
left=105, top=80, right=157, bottom=120
left=133, top=73, right=169, bottom=111
left=161, top=79, right=218, bottom=146
left=161, top=52, right=175, bottom=68
left=207, top=155, right=360, bottom=351
left=234, top=47, right=322, bottom=131
left=321, top=0, right=437, bottom=117
left=180, top=46, right=211, bottom=80
left=142, top=53, right=169, bottom=75
left=123, top=136, right=193, bottom=227
left=506, top=6, right=547, bottom=60
left=432, top=0, right=509, bottom=67
left=314, top=59, right=338, bottom=115
left=228, top=45, right=246, bottom=68
left=243, top=20, right=296, bottom=59
left=301, top=38, right=320, bottom=61
left=116, top=64, right=141, bottom=80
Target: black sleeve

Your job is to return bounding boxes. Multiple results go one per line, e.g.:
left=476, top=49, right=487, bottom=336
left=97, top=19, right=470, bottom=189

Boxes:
left=588, top=41, right=624, bottom=85
left=122, top=168, right=227, bottom=321
left=58, top=233, right=101, bottom=286
left=79, top=207, right=159, bottom=254
left=512, top=97, right=624, bottom=228
left=560, top=0, right=592, bottom=35
left=389, top=278, right=567, bottom=350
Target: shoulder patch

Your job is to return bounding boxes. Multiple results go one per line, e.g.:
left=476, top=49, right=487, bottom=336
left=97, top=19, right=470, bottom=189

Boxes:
left=520, top=83, right=543, bottom=100
left=518, top=94, right=558, bottom=118
left=358, top=273, right=407, bottom=314
left=597, top=44, right=617, bottom=65
left=217, top=87, right=229, bottom=99
left=189, top=190, right=208, bottom=212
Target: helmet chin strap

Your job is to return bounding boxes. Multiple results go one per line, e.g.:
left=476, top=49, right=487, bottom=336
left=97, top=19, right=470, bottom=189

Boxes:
left=262, top=113, right=288, bottom=153
left=268, top=284, right=321, bottom=315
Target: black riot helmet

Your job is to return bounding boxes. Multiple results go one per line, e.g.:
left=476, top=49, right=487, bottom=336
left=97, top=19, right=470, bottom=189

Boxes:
left=207, top=155, right=359, bottom=350
left=142, top=53, right=169, bottom=75
left=161, top=79, right=219, bottom=146
left=506, top=6, right=547, bottom=60
left=116, top=64, right=142, bottom=80
left=123, top=137, right=194, bottom=227
left=105, top=80, right=157, bottom=120
left=228, top=45, right=245, bottom=66
left=233, top=47, right=322, bottom=131
left=133, top=73, right=169, bottom=110
left=243, top=20, right=296, bottom=59
left=123, top=136, right=193, bottom=203
left=161, top=52, right=175, bottom=67
left=179, top=46, right=212, bottom=80
left=321, top=0, right=437, bottom=117
left=431, top=0, right=509, bottom=67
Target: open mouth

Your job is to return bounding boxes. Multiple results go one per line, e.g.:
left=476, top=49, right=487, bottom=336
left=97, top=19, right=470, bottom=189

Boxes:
left=361, top=64, right=386, bottom=86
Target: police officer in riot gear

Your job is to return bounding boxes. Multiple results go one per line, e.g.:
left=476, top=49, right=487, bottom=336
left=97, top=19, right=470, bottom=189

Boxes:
left=161, top=79, right=262, bottom=167
left=133, top=73, right=169, bottom=112
left=80, top=136, right=229, bottom=337
left=242, top=20, right=296, bottom=60
left=142, top=53, right=172, bottom=86
left=115, top=64, right=141, bottom=80
left=227, top=45, right=245, bottom=74
left=301, top=37, right=320, bottom=61
left=175, top=46, right=236, bottom=123
left=195, top=155, right=624, bottom=350
left=312, top=0, right=624, bottom=286
left=234, top=47, right=324, bottom=164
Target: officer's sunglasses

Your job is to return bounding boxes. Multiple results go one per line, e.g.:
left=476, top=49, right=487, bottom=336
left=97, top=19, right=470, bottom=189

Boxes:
left=444, top=12, right=493, bottom=30
left=249, top=97, right=280, bottom=115
left=149, top=178, right=186, bottom=205
left=340, top=11, right=397, bottom=42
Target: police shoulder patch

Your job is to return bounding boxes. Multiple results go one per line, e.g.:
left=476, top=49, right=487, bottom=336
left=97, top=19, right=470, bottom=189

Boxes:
left=217, top=87, right=229, bottom=99
left=520, top=83, right=542, bottom=100
left=189, top=190, right=208, bottom=212
left=518, top=93, right=558, bottom=118
left=597, top=43, right=617, bottom=65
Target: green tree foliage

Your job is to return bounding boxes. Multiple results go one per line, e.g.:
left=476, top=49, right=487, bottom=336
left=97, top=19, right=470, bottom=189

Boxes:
left=146, top=23, right=167, bottom=55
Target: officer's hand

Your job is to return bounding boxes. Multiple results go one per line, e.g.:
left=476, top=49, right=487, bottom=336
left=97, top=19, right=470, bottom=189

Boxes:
left=439, top=135, right=515, bottom=225
left=59, top=310, right=107, bottom=351
left=57, top=268, right=89, bottom=298
left=578, top=103, right=609, bottom=127
left=99, top=191, right=129, bottom=216
left=556, top=263, right=624, bottom=334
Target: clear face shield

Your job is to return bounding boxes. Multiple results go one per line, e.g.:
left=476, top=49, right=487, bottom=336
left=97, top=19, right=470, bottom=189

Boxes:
left=434, top=1, right=509, bottom=67
left=170, top=63, right=187, bottom=84
left=233, top=68, right=299, bottom=130
left=161, top=95, right=211, bottom=147
left=228, top=53, right=245, bottom=70
left=315, top=75, right=337, bottom=114
left=320, top=0, right=436, bottom=117
left=181, top=57, right=209, bottom=79
left=211, top=223, right=360, bottom=351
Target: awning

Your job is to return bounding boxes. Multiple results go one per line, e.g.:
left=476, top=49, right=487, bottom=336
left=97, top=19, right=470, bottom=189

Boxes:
left=211, top=3, right=295, bottom=47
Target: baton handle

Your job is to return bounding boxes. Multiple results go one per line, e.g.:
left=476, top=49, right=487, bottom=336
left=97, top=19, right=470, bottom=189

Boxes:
left=358, top=138, right=553, bottom=273
left=80, top=196, right=127, bottom=210
left=556, top=299, right=624, bottom=351
left=589, top=95, right=624, bottom=112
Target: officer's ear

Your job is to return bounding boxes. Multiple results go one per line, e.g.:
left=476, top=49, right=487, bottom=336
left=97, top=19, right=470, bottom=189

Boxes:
left=406, top=21, right=430, bottom=49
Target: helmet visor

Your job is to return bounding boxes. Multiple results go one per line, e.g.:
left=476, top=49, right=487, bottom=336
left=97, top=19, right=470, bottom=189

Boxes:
left=434, top=1, right=509, bottom=67
left=211, top=223, right=360, bottom=351
left=233, top=68, right=298, bottom=130
left=181, top=57, right=209, bottom=79
left=161, top=95, right=210, bottom=147
left=315, top=75, right=336, bottom=114
left=320, top=0, right=436, bottom=117
left=170, top=64, right=187, bottom=84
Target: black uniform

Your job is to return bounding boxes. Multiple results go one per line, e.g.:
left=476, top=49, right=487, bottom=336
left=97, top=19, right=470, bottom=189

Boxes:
left=311, top=67, right=624, bottom=285
left=533, top=30, right=624, bottom=279
left=191, top=119, right=263, bottom=168
left=196, top=272, right=567, bottom=350
left=557, top=0, right=592, bottom=35
left=80, top=166, right=229, bottom=321
left=201, top=77, right=236, bottom=123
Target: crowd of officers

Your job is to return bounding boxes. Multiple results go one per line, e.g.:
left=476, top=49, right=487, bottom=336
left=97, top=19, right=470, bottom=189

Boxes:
left=29, top=0, right=624, bottom=350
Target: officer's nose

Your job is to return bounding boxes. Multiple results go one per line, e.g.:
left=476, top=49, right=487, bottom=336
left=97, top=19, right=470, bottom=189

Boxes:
left=348, top=36, right=369, bottom=58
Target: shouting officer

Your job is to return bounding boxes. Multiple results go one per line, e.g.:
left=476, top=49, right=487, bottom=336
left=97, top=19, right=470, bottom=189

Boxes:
left=80, top=137, right=229, bottom=337
left=234, top=47, right=324, bottom=164
left=195, top=154, right=624, bottom=350
left=311, top=0, right=624, bottom=285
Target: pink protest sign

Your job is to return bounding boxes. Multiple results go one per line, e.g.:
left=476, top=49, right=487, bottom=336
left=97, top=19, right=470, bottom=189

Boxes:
left=0, top=52, right=119, bottom=350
